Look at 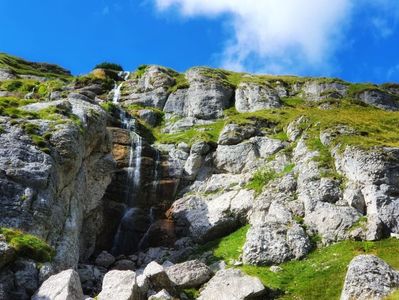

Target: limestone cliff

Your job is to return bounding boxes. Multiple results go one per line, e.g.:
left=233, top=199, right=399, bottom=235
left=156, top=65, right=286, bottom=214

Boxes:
left=1, top=54, right=399, bottom=299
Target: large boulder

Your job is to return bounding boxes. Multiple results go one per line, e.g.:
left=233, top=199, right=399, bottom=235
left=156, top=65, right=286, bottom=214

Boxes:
left=121, top=65, right=176, bottom=109
left=168, top=190, right=254, bottom=242
left=32, top=269, right=84, bottom=300
left=143, top=261, right=172, bottom=290
left=165, top=260, right=213, bottom=288
left=198, top=269, right=267, bottom=300
left=235, top=81, right=281, bottom=112
left=341, top=255, right=399, bottom=300
left=164, top=67, right=233, bottom=120
left=218, top=123, right=258, bottom=145
left=97, top=270, right=138, bottom=300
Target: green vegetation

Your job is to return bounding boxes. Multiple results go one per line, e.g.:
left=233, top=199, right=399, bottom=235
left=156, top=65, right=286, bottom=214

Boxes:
left=168, top=72, right=190, bottom=93
left=182, top=288, right=201, bottom=299
left=0, top=53, right=71, bottom=79
left=194, top=225, right=250, bottom=264
left=347, top=83, right=380, bottom=96
left=100, top=101, right=118, bottom=113
left=194, top=225, right=399, bottom=300
left=74, top=74, right=114, bottom=91
left=0, top=227, right=55, bottom=262
left=348, top=216, right=368, bottom=232
left=245, top=163, right=296, bottom=194
left=245, top=168, right=278, bottom=194
left=93, top=62, right=123, bottom=71
left=132, top=64, right=149, bottom=79
left=385, top=290, right=399, bottom=300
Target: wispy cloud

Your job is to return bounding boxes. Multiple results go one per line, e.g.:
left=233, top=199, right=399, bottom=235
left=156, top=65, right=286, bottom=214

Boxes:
left=153, top=0, right=399, bottom=74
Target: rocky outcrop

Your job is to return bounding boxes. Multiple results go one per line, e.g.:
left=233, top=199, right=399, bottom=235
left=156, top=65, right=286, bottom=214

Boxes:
left=301, top=80, right=348, bottom=101
left=198, top=269, right=267, bottom=300
left=164, top=67, right=233, bottom=119
left=356, top=89, right=399, bottom=111
left=341, top=255, right=399, bottom=300
left=235, top=81, right=282, bottom=112
left=121, top=66, right=176, bottom=109
left=32, top=269, right=83, bottom=300
left=0, top=97, right=115, bottom=270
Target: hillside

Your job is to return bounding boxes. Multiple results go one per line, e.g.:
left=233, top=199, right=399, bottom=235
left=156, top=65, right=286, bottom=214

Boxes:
left=1, top=53, right=399, bottom=300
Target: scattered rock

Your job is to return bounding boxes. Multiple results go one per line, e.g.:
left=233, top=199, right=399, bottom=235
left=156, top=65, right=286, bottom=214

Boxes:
left=95, top=251, right=115, bottom=268
left=97, top=270, right=138, bottom=300
left=341, top=255, right=399, bottom=300
left=198, top=269, right=267, bottom=300
left=32, top=269, right=84, bottom=300
left=148, top=289, right=173, bottom=300
left=165, top=260, right=213, bottom=288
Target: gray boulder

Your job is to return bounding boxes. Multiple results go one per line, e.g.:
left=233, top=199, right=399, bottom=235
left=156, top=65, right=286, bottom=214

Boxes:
left=341, top=255, right=399, bottom=300
left=198, top=269, right=266, bottom=300
left=95, top=251, right=115, bottom=268
left=235, top=82, right=281, bottom=112
left=32, top=269, right=84, bottom=300
left=148, top=289, right=172, bottom=300
left=357, top=89, right=399, bottom=111
left=165, top=260, right=213, bottom=288
left=243, top=222, right=311, bottom=265
left=143, top=261, right=172, bottom=290
left=218, top=123, right=258, bottom=145
left=168, top=190, right=253, bottom=242
left=97, top=270, right=138, bottom=300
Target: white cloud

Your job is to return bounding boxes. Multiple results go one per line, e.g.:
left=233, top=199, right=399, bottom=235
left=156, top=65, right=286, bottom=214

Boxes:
left=154, top=0, right=353, bottom=74
left=153, top=0, right=399, bottom=74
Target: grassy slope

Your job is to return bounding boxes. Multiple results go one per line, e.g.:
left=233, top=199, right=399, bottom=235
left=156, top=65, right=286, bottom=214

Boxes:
left=0, top=53, right=71, bottom=79
left=195, top=226, right=399, bottom=300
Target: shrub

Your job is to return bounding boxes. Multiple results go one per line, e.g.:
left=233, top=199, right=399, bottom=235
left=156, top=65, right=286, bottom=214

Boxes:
left=93, top=62, right=123, bottom=71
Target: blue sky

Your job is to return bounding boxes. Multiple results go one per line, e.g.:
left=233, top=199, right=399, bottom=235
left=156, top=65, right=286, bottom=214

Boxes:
left=1, top=0, right=399, bottom=83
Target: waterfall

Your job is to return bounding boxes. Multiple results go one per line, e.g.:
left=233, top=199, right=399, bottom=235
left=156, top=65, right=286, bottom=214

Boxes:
left=111, top=72, right=143, bottom=254
left=152, top=149, right=161, bottom=196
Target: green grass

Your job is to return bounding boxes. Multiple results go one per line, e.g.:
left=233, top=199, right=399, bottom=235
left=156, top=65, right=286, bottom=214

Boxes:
left=0, top=53, right=71, bottom=79
left=194, top=225, right=399, bottom=300
left=193, top=225, right=250, bottom=264
left=132, top=64, right=149, bottom=79
left=0, top=227, right=55, bottom=262
left=246, top=164, right=296, bottom=194
left=168, top=72, right=190, bottom=93
left=182, top=288, right=201, bottom=299
left=245, top=168, right=279, bottom=194
left=385, top=290, right=399, bottom=300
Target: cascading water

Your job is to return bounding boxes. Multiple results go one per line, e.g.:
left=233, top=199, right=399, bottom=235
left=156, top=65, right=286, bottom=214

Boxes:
left=109, top=72, right=147, bottom=255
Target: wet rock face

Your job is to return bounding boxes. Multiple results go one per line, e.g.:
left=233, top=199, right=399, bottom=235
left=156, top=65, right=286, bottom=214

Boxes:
left=341, top=255, right=399, bottom=300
